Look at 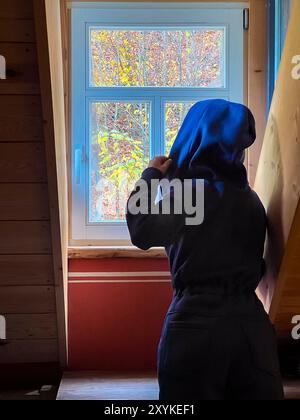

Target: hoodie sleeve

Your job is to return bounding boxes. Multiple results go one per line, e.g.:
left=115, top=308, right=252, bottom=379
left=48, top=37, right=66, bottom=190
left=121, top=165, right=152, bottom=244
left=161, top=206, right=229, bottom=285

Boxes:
left=126, top=168, right=221, bottom=250
left=126, top=168, right=186, bottom=250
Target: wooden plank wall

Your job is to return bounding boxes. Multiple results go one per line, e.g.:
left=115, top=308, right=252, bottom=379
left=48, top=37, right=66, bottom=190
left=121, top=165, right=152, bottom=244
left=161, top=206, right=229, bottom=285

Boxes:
left=0, top=0, right=59, bottom=369
left=255, top=0, right=300, bottom=333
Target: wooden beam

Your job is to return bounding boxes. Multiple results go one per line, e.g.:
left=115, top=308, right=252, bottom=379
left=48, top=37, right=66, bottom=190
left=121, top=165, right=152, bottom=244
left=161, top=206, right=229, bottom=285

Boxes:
left=68, top=246, right=167, bottom=259
left=254, top=0, right=300, bottom=332
left=33, top=0, right=68, bottom=366
left=248, top=0, right=268, bottom=186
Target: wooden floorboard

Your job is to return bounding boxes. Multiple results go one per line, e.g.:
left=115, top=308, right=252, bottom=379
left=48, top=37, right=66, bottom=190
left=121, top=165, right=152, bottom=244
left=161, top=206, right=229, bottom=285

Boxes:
left=57, top=372, right=300, bottom=401
left=57, top=372, right=159, bottom=401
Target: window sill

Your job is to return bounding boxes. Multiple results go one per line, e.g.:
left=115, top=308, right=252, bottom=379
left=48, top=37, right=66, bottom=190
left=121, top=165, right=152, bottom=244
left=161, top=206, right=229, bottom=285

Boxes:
left=68, top=246, right=167, bottom=259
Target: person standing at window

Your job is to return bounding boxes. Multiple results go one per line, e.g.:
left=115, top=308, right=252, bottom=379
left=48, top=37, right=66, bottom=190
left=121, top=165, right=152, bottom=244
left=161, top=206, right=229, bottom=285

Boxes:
left=126, top=99, right=284, bottom=400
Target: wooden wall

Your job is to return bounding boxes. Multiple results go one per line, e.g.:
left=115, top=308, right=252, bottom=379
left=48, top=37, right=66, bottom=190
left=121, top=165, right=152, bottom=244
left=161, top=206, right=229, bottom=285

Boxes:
left=255, top=0, right=300, bottom=333
left=0, top=0, right=64, bottom=381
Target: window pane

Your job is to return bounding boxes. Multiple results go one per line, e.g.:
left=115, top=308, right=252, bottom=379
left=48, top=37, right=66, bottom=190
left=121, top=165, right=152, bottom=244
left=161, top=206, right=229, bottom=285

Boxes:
left=164, top=101, right=197, bottom=156
left=89, top=101, right=151, bottom=223
left=90, top=28, right=225, bottom=87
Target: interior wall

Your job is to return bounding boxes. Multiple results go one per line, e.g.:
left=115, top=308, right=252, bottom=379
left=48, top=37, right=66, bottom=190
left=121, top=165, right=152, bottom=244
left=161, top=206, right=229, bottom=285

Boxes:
left=0, top=0, right=62, bottom=383
left=68, top=258, right=172, bottom=371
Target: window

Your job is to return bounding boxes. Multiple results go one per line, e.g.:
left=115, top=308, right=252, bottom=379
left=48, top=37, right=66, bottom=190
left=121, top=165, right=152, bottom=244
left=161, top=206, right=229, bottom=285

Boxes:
left=71, top=2, right=246, bottom=244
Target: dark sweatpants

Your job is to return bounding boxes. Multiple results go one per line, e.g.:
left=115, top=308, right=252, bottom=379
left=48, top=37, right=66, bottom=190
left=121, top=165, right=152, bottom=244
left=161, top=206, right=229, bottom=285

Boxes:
left=157, top=291, right=284, bottom=401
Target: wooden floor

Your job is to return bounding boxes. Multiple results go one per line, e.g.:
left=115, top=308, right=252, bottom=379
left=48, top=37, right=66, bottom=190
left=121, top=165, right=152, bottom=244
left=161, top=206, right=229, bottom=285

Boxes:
left=57, top=372, right=300, bottom=400
left=57, top=372, right=158, bottom=400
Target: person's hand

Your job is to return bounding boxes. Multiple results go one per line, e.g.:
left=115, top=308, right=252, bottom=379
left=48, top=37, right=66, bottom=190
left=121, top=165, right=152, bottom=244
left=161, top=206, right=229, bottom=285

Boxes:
left=148, top=156, right=172, bottom=175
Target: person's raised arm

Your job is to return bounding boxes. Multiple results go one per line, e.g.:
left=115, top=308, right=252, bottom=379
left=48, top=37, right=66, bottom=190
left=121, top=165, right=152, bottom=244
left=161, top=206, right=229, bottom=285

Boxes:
left=126, top=157, right=186, bottom=250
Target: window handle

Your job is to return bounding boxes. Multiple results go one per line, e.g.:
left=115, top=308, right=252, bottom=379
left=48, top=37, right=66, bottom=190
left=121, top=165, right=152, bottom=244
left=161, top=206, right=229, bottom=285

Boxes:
left=75, top=146, right=83, bottom=185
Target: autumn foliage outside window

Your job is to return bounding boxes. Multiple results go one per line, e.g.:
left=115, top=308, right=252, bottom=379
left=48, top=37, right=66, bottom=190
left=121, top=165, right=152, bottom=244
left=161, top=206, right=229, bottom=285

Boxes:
left=89, top=29, right=224, bottom=222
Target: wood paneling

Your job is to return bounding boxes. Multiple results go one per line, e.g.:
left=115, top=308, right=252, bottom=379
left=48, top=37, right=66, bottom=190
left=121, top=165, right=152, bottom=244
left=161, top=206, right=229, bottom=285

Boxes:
left=0, top=0, right=60, bottom=372
left=0, top=0, right=34, bottom=19
left=0, top=19, right=36, bottom=43
left=0, top=39, right=40, bottom=95
left=0, top=95, right=43, bottom=142
left=0, top=184, right=50, bottom=220
left=254, top=0, right=300, bottom=332
left=6, top=314, right=57, bottom=339
left=0, top=340, right=58, bottom=364
left=0, top=81, right=40, bottom=95
left=0, top=255, right=54, bottom=285
left=0, top=286, right=56, bottom=313
left=0, top=95, right=42, bottom=117
left=0, top=221, right=52, bottom=254
left=0, top=143, right=47, bottom=182
left=0, top=43, right=39, bottom=83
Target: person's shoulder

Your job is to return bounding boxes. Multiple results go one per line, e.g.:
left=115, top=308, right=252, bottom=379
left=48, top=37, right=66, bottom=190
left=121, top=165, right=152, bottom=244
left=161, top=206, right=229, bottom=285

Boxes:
left=247, top=186, right=265, bottom=206
left=223, top=183, right=266, bottom=209
left=241, top=186, right=267, bottom=220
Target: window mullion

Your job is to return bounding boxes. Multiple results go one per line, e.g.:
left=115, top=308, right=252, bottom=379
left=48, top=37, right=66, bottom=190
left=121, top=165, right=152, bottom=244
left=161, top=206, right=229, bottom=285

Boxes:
left=153, top=95, right=161, bottom=158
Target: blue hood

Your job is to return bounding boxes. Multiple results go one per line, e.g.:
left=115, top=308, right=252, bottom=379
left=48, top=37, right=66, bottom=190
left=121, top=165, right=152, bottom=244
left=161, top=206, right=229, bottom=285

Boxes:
left=167, top=99, right=256, bottom=188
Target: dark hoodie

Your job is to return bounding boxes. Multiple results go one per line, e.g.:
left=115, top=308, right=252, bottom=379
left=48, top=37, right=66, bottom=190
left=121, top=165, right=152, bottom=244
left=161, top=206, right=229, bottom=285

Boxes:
left=126, top=99, right=267, bottom=303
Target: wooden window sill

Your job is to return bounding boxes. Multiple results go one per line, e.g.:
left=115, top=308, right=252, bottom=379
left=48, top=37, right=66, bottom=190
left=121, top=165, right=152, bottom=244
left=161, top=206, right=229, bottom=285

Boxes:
left=68, top=246, right=167, bottom=259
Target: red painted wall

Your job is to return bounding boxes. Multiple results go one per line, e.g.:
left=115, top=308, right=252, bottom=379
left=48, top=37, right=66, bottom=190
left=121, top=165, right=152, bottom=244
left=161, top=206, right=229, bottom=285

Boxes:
left=68, top=258, right=172, bottom=371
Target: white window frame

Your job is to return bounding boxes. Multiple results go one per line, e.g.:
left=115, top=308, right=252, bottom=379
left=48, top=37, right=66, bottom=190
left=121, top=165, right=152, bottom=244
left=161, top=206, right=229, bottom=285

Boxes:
left=70, top=1, right=248, bottom=245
